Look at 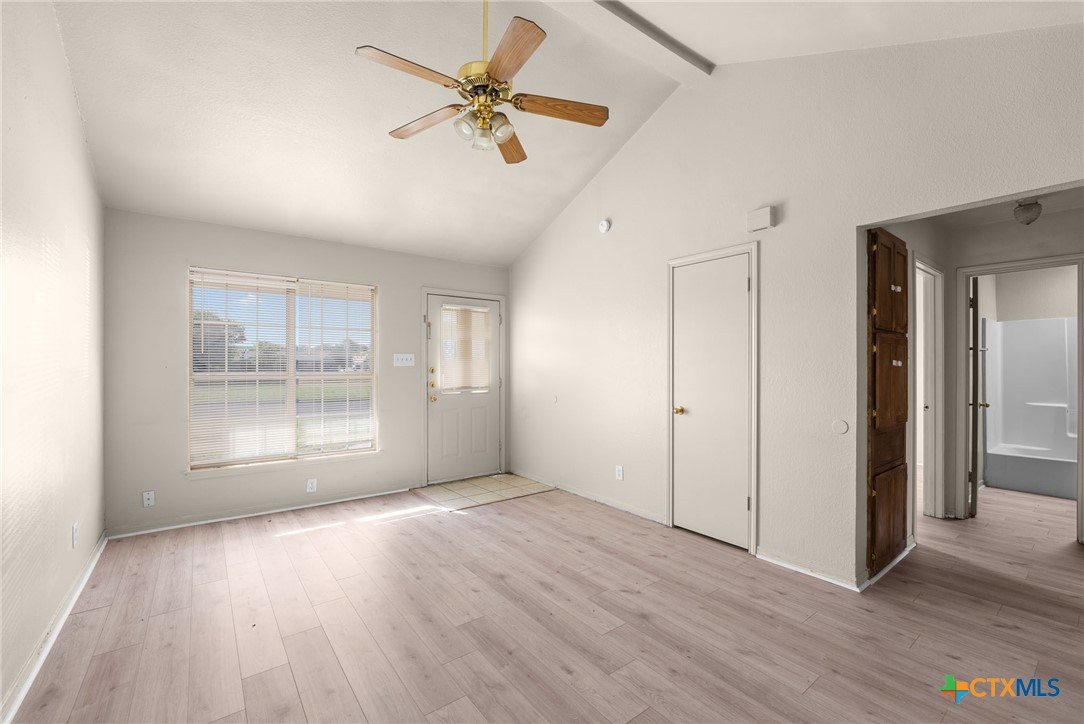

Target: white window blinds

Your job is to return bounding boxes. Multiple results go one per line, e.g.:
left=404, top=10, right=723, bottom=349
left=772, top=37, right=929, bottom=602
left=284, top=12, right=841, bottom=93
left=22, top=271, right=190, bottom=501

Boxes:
left=189, top=268, right=376, bottom=469
left=439, top=304, right=491, bottom=392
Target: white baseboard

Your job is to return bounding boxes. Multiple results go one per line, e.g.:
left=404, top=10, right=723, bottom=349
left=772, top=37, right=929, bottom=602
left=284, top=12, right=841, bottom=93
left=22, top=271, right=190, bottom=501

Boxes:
left=106, top=487, right=410, bottom=539
left=2, top=534, right=108, bottom=724
left=755, top=551, right=862, bottom=592
left=520, top=474, right=666, bottom=525
left=857, top=542, right=916, bottom=591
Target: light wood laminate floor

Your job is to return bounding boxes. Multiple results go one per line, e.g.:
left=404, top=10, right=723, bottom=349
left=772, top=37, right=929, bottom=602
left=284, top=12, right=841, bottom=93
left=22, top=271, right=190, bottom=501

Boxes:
left=15, top=484, right=1083, bottom=723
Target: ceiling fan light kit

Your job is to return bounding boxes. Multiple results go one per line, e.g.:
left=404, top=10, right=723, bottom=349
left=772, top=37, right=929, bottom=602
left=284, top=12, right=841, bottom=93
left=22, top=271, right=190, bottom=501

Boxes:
left=355, top=1, right=609, bottom=164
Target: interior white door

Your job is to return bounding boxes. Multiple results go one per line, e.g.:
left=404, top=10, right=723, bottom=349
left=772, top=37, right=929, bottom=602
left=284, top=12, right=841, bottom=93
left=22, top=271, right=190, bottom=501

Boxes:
left=426, top=294, right=501, bottom=483
left=672, top=253, right=751, bottom=547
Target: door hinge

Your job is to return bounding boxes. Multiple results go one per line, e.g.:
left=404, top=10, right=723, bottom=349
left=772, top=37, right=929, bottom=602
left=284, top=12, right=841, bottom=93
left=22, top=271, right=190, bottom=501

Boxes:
left=746, top=496, right=751, bottom=511
left=872, top=344, right=877, bottom=353
left=871, top=409, right=878, bottom=418
left=499, top=314, right=503, bottom=325
left=426, top=321, right=431, bottom=340
left=968, top=297, right=976, bottom=309
left=871, top=552, right=877, bottom=562
left=871, top=307, right=877, bottom=317
left=871, top=242, right=878, bottom=252
left=747, top=277, right=751, bottom=292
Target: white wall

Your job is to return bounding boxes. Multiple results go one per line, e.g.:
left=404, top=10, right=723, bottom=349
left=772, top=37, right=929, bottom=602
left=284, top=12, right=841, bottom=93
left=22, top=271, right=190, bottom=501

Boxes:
left=104, top=209, right=507, bottom=533
left=995, top=266, right=1078, bottom=321
left=510, top=24, right=1082, bottom=587
left=1, top=3, right=104, bottom=715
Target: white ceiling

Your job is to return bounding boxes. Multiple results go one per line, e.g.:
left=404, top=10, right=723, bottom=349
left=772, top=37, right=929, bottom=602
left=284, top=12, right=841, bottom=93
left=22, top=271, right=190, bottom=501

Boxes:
left=54, top=2, right=1084, bottom=265
left=55, top=2, right=676, bottom=265
left=625, top=1, right=1084, bottom=67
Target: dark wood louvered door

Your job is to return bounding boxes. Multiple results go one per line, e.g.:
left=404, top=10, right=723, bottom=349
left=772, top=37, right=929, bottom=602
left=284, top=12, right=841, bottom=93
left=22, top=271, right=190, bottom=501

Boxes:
left=867, top=228, right=909, bottom=578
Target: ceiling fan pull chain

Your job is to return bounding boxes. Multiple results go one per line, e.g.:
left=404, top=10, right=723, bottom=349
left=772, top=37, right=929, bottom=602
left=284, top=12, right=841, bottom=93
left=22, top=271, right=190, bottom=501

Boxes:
left=483, top=0, right=488, bottom=62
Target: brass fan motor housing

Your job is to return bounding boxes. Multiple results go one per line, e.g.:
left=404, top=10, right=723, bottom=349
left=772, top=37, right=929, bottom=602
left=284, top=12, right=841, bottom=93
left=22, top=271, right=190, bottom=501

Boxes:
left=455, top=60, right=513, bottom=104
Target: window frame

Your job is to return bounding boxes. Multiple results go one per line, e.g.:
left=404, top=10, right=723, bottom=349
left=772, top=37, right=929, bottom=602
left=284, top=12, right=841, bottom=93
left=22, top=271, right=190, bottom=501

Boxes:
left=187, top=267, right=378, bottom=471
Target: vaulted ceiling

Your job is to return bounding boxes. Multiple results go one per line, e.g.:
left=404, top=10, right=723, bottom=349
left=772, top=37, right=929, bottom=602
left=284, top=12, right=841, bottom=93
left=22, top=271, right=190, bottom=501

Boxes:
left=54, top=2, right=1083, bottom=265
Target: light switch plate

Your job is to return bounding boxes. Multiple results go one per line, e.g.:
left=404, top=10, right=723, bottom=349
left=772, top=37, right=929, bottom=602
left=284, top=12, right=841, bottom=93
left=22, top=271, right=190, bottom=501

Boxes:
left=393, top=353, right=415, bottom=367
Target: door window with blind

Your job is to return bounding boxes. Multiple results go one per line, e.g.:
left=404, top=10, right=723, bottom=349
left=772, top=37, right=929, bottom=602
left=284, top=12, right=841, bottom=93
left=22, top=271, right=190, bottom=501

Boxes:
left=439, top=304, right=491, bottom=392
left=189, top=268, right=376, bottom=469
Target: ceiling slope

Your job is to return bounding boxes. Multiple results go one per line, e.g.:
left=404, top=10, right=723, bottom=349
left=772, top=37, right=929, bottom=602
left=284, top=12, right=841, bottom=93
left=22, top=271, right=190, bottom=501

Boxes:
left=55, top=1, right=676, bottom=265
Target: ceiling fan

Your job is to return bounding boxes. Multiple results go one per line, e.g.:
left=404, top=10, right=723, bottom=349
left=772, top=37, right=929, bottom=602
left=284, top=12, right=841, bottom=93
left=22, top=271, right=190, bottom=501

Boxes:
left=355, top=0, right=609, bottom=164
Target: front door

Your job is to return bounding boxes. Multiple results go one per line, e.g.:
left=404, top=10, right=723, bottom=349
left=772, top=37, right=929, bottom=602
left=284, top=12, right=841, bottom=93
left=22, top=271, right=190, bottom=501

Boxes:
left=426, top=294, right=501, bottom=483
left=671, top=251, right=751, bottom=548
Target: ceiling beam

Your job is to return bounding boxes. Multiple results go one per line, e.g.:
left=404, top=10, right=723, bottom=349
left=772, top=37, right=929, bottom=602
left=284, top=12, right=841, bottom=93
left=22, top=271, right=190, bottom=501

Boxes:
left=543, top=1, right=714, bottom=86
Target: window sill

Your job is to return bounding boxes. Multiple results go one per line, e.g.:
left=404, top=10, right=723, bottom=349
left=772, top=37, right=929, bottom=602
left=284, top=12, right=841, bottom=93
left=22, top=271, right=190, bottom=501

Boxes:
left=185, top=448, right=382, bottom=480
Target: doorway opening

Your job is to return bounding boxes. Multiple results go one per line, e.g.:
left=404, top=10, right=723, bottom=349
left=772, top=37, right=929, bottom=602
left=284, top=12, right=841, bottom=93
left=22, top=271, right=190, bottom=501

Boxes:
left=860, top=183, right=1084, bottom=587
left=957, top=262, right=1080, bottom=524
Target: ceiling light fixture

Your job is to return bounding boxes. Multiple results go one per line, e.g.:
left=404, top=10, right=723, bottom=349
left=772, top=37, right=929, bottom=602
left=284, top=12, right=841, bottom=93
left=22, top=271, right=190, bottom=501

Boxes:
left=1013, top=198, right=1042, bottom=225
left=452, top=2, right=512, bottom=152
left=453, top=111, right=478, bottom=140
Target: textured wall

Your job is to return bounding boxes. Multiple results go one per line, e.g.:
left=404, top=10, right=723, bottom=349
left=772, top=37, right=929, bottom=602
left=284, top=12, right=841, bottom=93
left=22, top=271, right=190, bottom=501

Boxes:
left=1, top=3, right=105, bottom=715
left=104, top=209, right=508, bottom=533
left=510, top=25, right=1083, bottom=587
left=996, top=265, right=1078, bottom=321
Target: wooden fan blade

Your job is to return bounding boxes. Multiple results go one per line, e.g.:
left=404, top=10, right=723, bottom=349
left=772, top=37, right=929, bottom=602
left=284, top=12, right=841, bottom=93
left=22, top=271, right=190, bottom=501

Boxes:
left=486, top=17, right=546, bottom=83
left=389, top=105, right=467, bottom=139
left=512, top=94, right=609, bottom=127
left=498, top=133, right=527, bottom=164
left=355, top=46, right=460, bottom=89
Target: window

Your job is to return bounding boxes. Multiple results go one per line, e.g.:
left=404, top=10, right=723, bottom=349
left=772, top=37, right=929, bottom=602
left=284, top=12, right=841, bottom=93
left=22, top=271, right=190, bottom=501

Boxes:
left=189, top=268, right=375, bottom=469
left=439, top=304, right=491, bottom=392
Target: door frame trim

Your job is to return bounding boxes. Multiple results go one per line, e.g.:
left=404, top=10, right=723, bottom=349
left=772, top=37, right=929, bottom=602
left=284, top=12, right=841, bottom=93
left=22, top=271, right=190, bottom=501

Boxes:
left=667, top=241, right=760, bottom=553
left=952, top=254, right=1083, bottom=542
left=420, top=287, right=508, bottom=485
left=911, top=256, right=946, bottom=530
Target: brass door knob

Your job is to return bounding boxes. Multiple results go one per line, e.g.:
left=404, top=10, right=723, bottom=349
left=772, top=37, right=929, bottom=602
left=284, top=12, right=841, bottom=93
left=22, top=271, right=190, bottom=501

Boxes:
left=980, top=402, right=990, bottom=409
left=429, top=395, right=437, bottom=402
left=673, top=406, right=686, bottom=415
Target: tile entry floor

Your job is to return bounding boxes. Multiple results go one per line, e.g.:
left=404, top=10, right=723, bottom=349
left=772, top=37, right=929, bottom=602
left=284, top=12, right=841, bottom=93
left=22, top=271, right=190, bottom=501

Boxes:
left=413, top=473, right=553, bottom=510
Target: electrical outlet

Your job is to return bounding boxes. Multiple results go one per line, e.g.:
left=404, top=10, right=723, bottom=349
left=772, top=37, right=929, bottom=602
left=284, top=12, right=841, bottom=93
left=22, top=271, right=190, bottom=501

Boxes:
left=306, top=478, right=318, bottom=493
left=142, top=490, right=156, bottom=507
left=615, top=465, right=624, bottom=481
left=72, top=522, right=79, bottom=548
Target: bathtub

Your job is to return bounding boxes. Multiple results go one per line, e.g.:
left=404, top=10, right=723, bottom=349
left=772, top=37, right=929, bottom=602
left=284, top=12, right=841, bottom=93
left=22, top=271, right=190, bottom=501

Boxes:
left=985, top=443, right=1078, bottom=500
left=983, top=317, right=1078, bottom=500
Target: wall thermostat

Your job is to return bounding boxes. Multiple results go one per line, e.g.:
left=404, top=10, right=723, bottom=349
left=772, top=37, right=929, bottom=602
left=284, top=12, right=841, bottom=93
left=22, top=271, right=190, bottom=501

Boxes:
left=598, top=219, right=611, bottom=234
